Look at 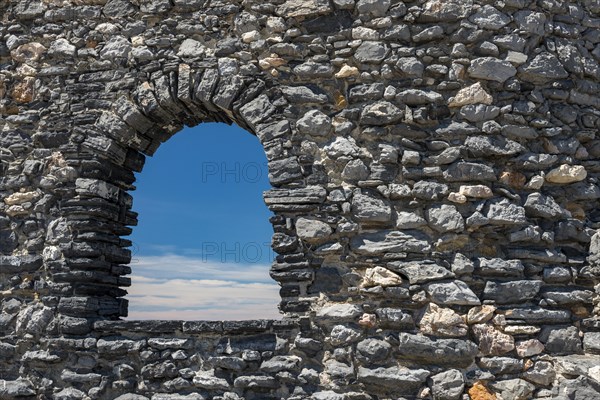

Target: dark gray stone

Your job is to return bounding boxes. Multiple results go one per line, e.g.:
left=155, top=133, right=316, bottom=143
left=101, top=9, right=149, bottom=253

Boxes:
left=539, top=326, right=582, bottom=355
left=357, top=366, right=430, bottom=393
left=396, top=333, right=479, bottom=367
left=356, top=338, right=392, bottom=363
left=524, top=193, right=568, bottom=219
left=354, top=41, right=389, bottom=63
left=468, top=57, right=517, bottom=82
left=520, top=53, right=569, bottom=84
left=483, top=280, right=543, bottom=304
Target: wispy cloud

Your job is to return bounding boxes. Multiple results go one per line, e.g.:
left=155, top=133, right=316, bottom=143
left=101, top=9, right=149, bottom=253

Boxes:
left=126, top=254, right=281, bottom=321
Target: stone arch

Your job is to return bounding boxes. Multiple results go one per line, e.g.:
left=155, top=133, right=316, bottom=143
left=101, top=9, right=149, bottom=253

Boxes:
left=1, top=0, right=600, bottom=399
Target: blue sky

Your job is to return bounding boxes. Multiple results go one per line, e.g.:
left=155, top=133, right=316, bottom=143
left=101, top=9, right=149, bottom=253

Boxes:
left=126, top=123, right=281, bottom=320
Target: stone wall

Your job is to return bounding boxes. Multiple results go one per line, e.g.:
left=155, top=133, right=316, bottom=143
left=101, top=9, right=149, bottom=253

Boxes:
left=1, top=0, right=599, bottom=398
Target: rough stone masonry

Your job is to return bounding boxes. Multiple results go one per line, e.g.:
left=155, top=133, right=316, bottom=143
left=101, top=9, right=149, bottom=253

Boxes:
left=0, top=0, right=599, bottom=399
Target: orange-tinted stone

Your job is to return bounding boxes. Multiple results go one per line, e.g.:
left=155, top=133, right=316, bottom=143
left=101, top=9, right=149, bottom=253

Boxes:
left=468, top=381, right=496, bottom=400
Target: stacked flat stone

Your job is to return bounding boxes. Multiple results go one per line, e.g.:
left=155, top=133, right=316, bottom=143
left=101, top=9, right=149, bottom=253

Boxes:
left=0, top=0, right=599, bottom=399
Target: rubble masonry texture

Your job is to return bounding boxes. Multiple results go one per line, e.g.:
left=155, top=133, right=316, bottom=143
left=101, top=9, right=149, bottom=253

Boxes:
left=0, top=0, right=599, bottom=399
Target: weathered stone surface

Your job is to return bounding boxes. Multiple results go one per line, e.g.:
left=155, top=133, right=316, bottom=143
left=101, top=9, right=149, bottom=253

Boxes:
left=465, top=136, right=525, bottom=157
left=489, top=379, right=535, bottom=400
left=486, top=199, right=527, bottom=225
left=296, top=110, right=331, bottom=136
left=516, top=339, right=545, bottom=358
left=360, top=101, right=403, bottom=125
left=2, top=2, right=599, bottom=400
left=468, top=57, right=517, bottom=82
left=545, top=164, right=587, bottom=184
left=519, top=53, right=569, bottom=84
left=449, top=83, right=493, bottom=107
left=356, top=338, right=391, bottom=363
left=419, top=304, right=468, bottom=337
left=276, top=0, right=332, bottom=17
left=350, top=230, right=431, bottom=254
left=316, top=304, right=362, bottom=320
left=523, top=361, right=555, bottom=386
left=397, top=333, right=478, bottom=367
left=583, top=332, right=600, bottom=354
left=524, top=193, right=568, bottom=219
left=483, top=280, right=543, bottom=304
left=357, top=366, right=430, bottom=393
left=356, top=0, right=391, bottom=17
left=387, top=261, right=454, bottom=284
left=470, top=5, right=510, bottom=30
left=0, top=380, right=35, bottom=397
left=352, top=192, right=392, bottom=222
left=429, top=369, right=464, bottom=400
left=375, top=308, right=414, bottom=329
left=426, top=204, right=464, bottom=233
left=472, top=324, right=515, bottom=356
left=328, top=325, right=362, bottom=345
left=296, top=218, right=332, bottom=242
left=425, top=281, right=481, bottom=306
left=539, top=326, right=582, bottom=355
left=419, top=0, right=473, bottom=22
left=354, top=41, right=389, bottom=64
left=443, top=162, right=496, bottom=182
left=361, top=266, right=402, bottom=288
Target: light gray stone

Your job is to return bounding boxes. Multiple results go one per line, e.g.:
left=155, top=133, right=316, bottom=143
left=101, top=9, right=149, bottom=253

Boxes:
left=356, top=0, right=390, bottom=17
left=316, top=304, right=362, bottom=320
left=486, top=199, right=527, bottom=225
left=352, top=192, right=392, bottom=223
left=429, top=369, right=464, bottom=400
left=397, top=89, right=443, bottom=105
left=396, top=57, right=424, bottom=77
left=419, top=0, right=473, bottom=22
left=425, top=281, right=481, bottom=306
left=296, top=218, right=332, bottom=242
left=328, top=325, right=362, bottom=345
left=296, top=110, right=332, bottom=136
left=276, top=0, right=332, bottom=17
left=350, top=230, right=432, bottom=254
left=360, top=101, right=403, bottom=125
left=100, top=36, right=132, bottom=59
left=357, top=366, right=430, bottom=393
left=342, top=159, right=370, bottom=181
left=426, top=204, right=464, bottom=233
left=470, top=5, right=511, bottom=30
left=388, top=261, right=454, bottom=284
left=489, top=379, right=536, bottom=400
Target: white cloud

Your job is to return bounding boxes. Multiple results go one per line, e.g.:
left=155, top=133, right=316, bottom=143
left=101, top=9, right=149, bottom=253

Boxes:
left=125, top=254, right=281, bottom=321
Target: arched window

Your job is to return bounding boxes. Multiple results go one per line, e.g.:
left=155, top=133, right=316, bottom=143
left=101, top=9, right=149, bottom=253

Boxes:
left=126, top=123, right=280, bottom=320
